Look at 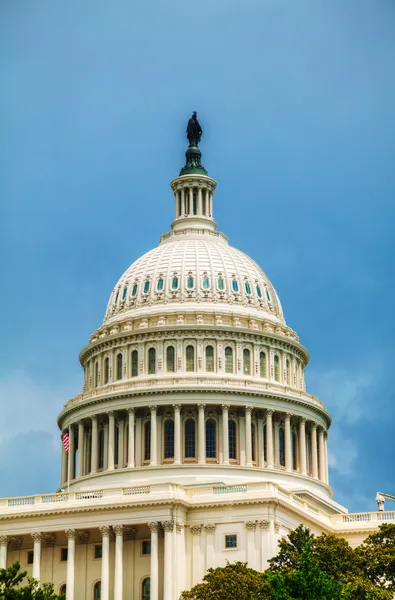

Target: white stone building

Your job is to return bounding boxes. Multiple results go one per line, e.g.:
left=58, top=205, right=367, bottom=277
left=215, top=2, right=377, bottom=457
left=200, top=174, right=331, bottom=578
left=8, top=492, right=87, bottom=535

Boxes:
left=0, top=127, right=391, bottom=600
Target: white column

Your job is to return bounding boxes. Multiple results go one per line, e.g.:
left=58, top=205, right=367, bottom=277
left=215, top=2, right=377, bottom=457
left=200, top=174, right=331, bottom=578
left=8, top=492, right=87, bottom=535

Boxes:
left=163, top=520, right=174, bottom=600
left=69, top=424, right=75, bottom=479
left=284, top=413, right=292, bottom=471
left=266, top=410, right=274, bottom=469
left=260, top=520, right=271, bottom=571
left=173, top=404, right=181, bottom=465
left=299, top=417, right=307, bottom=475
left=148, top=522, right=159, bottom=600
left=204, top=524, right=216, bottom=571
left=191, top=525, right=202, bottom=585
left=31, top=532, right=42, bottom=581
left=222, top=405, right=229, bottom=464
left=150, top=405, right=158, bottom=466
left=175, top=523, right=185, bottom=598
left=258, top=415, right=264, bottom=468
left=61, top=434, right=68, bottom=485
left=107, top=412, right=115, bottom=470
left=245, top=521, right=257, bottom=570
left=65, top=529, right=76, bottom=600
left=324, top=431, right=329, bottom=484
left=245, top=406, right=253, bottom=467
left=198, top=404, right=206, bottom=464
left=128, top=408, right=135, bottom=468
left=197, top=187, right=203, bottom=215
left=91, top=416, right=98, bottom=474
left=318, top=427, right=326, bottom=482
left=0, top=535, right=8, bottom=569
left=113, top=525, right=124, bottom=600
left=77, top=420, right=84, bottom=477
left=118, top=417, right=124, bottom=468
left=311, top=423, right=318, bottom=479
left=99, top=526, right=110, bottom=600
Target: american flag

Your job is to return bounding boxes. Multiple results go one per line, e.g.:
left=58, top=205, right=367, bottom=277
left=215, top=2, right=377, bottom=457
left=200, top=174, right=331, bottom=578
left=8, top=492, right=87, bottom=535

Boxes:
left=62, top=432, right=70, bottom=453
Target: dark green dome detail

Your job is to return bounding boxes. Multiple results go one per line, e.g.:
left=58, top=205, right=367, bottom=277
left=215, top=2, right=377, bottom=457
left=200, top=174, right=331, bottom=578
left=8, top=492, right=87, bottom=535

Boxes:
left=179, top=145, right=208, bottom=176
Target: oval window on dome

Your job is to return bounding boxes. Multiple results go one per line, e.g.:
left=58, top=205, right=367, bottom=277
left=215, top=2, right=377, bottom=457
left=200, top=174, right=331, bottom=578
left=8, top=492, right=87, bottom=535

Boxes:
left=122, top=287, right=127, bottom=300
left=187, top=275, right=194, bottom=289
left=266, top=289, right=271, bottom=302
left=256, top=285, right=262, bottom=298
left=115, top=290, right=119, bottom=304
left=132, top=283, right=138, bottom=297
left=245, top=282, right=251, bottom=295
left=202, top=276, right=210, bottom=290
left=232, top=280, right=239, bottom=292
left=217, top=276, right=224, bottom=290
left=144, top=280, right=151, bottom=294
left=157, top=278, right=164, bottom=291
left=172, top=276, right=179, bottom=290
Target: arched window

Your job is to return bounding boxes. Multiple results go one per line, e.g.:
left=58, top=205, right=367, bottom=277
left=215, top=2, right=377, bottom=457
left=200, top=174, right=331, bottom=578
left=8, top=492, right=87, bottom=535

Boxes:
left=205, top=345, right=214, bottom=372
left=243, top=349, right=251, bottom=375
left=225, top=347, right=233, bottom=374
left=206, top=419, right=217, bottom=459
left=245, top=282, right=251, bottom=294
left=172, top=276, right=179, bottom=290
left=164, top=419, right=174, bottom=459
left=131, top=350, right=138, bottom=377
left=187, top=275, right=194, bottom=289
left=251, top=423, right=256, bottom=462
left=202, top=275, right=210, bottom=289
left=60, top=584, right=66, bottom=596
left=148, top=348, right=156, bottom=375
left=115, top=290, right=119, bottom=304
left=144, top=280, right=150, bottom=294
left=186, top=346, right=195, bottom=372
left=99, top=429, right=104, bottom=469
left=184, top=419, right=196, bottom=458
left=142, top=578, right=150, bottom=600
left=260, top=352, right=267, bottom=378
left=157, top=278, right=164, bottom=291
left=144, top=421, right=151, bottom=462
left=232, top=279, right=239, bottom=292
left=292, top=431, right=298, bottom=471
left=94, top=581, right=101, bottom=599
left=132, top=283, right=138, bottom=296
left=217, top=276, right=225, bottom=290
left=122, top=287, right=127, bottom=300
left=116, top=353, right=123, bottom=380
left=279, top=428, right=285, bottom=467
left=256, top=285, right=262, bottom=298
left=104, top=357, right=109, bottom=384
left=95, top=362, right=99, bottom=388
left=266, top=288, right=271, bottom=302
left=166, top=346, right=175, bottom=372
left=274, top=355, right=280, bottom=382
left=229, top=420, right=237, bottom=460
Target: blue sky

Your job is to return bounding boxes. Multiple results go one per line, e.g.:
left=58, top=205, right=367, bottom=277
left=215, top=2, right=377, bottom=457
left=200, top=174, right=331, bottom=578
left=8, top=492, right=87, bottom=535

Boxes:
left=1, top=0, right=394, bottom=513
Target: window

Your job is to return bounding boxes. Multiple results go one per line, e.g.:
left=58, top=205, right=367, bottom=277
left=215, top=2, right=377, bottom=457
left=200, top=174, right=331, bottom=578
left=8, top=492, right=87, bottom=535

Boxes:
left=99, top=430, right=104, bottom=469
left=186, top=346, right=195, bottom=372
left=142, top=541, right=151, bottom=555
left=185, top=419, right=196, bottom=458
left=251, top=423, right=256, bottom=462
left=187, top=275, right=194, bottom=289
left=144, top=421, right=151, bottom=461
left=131, top=350, right=138, bottom=377
left=172, top=276, right=179, bottom=290
left=60, top=547, right=68, bottom=561
left=217, top=276, right=224, bottom=290
left=132, top=283, right=138, bottom=297
left=95, top=362, right=99, bottom=388
left=232, top=279, right=239, bottom=292
left=122, top=287, right=127, bottom=300
left=60, top=584, right=66, bottom=596
left=27, top=550, right=34, bottom=564
left=279, top=428, right=285, bottom=467
left=166, top=346, right=175, bottom=372
left=274, top=355, right=280, bottom=382
left=144, top=280, right=150, bottom=294
left=229, top=420, right=237, bottom=460
left=266, top=288, right=271, bottom=302
left=142, top=578, right=150, bottom=600
left=116, top=353, right=123, bottom=380
left=225, top=347, right=233, bottom=373
left=245, top=282, right=252, bottom=294
left=115, top=290, right=119, bottom=304
left=225, top=534, right=237, bottom=549
left=243, top=349, right=251, bottom=375
left=260, top=352, right=267, bottom=378
left=104, top=357, right=109, bottom=384
left=94, top=581, right=101, bottom=599
left=256, top=285, right=262, bottom=298
left=94, top=545, right=102, bottom=559
left=205, top=345, right=214, bottom=372
left=164, top=419, right=174, bottom=459
left=148, top=348, right=156, bottom=375
left=206, top=419, right=216, bottom=459
left=157, top=278, right=164, bottom=291
left=292, top=431, right=298, bottom=471
left=202, top=275, right=210, bottom=289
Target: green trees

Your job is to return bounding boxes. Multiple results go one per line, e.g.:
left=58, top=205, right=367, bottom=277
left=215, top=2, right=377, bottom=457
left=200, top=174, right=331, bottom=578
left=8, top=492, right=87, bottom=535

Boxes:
left=0, top=562, right=64, bottom=600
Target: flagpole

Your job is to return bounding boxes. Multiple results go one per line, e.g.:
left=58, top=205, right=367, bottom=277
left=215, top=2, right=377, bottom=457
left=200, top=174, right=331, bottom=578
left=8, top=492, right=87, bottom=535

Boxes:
left=67, top=427, right=71, bottom=494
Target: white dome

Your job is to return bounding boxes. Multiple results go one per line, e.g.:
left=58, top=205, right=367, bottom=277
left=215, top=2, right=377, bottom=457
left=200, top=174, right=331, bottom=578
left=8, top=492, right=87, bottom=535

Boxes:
left=104, top=229, right=285, bottom=325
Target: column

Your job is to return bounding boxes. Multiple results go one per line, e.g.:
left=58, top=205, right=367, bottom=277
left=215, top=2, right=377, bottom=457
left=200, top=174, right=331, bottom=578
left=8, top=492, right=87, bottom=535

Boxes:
left=191, top=525, right=202, bottom=585
left=266, top=410, right=274, bottom=469
left=204, top=524, right=216, bottom=571
left=259, top=520, right=270, bottom=571
left=318, top=427, right=326, bottom=482
left=148, top=522, right=159, bottom=600
left=91, top=416, right=98, bottom=474
left=175, top=523, right=186, bottom=598
left=258, top=415, right=264, bottom=468
left=77, top=421, right=84, bottom=477
left=118, top=417, right=124, bottom=468
left=150, top=406, right=158, bottom=466
left=245, top=407, right=253, bottom=467
left=324, top=431, right=329, bottom=484
left=31, top=532, right=42, bottom=581
left=163, top=521, right=174, bottom=600
left=311, top=423, right=318, bottom=479
left=65, top=529, right=76, bottom=600
left=197, top=187, right=203, bottom=215
left=198, top=404, right=206, bottom=464
left=103, top=423, right=109, bottom=470
left=222, top=405, right=230, bottom=465
left=113, top=525, right=124, bottom=600
left=128, top=408, right=135, bottom=468
left=99, top=526, right=111, bottom=600
left=188, top=187, right=193, bottom=214
left=175, top=190, right=179, bottom=218
left=0, top=535, right=8, bottom=569
left=284, top=413, right=292, bottom=472
left=69, top=424, right=75, bottom=479
left=173, top=405, right=181, bottom=465
left=245, top=521, right=257, bottom=570
left=108, top=412, right=115, bottom=470
left=299, top=418, right=307, bottom=475
left=181, top=188, right=185, bottom=215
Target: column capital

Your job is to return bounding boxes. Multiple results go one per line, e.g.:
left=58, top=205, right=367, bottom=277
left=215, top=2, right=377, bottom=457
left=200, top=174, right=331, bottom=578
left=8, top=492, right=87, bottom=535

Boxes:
left=127, top=408, right=135, bottom=415
left=311, top=422, right=318, bottom=431
left=204, top=524, right=216, bottom=534
left=148, top=521, right=161, bottom=533
left=172, top=404, right=181, bottom=412
left=76, top=419, right=84, bottom=427
left=175, top=522, right=184, bottom=533
left=65, top=529, right=76, bottom=541
left=245, top=521, right=257, bottom=531
left=197, top=403, right=206, bottom=412
left=259, top=520, right=270, bottom=530
left=274, top=521, right=280, bottom=533
left=99, top=525, right=111, bottom=537
left=245, top=405, right=253, bottom=413
left=221, top=404, right=230, bottom=413
left=0, top=535, right=8, bottom=546
left=31, top=532, right=43, bottom=543
left=266, top=409, right=274, bottom=417
left=91, top=415, right=98, bottom=423
left=149, top=405, right=158, bottom=413
left=107, top=411, right=115, bottom=418
left=299, top=416, right=307, bottom=424
left=162, top=520, right=174, bottom=533
left=113, top=525, right=124, bottom=537
left=284, top=412, right=292, bottom=421
left=190, top=525, right=203, bottom=536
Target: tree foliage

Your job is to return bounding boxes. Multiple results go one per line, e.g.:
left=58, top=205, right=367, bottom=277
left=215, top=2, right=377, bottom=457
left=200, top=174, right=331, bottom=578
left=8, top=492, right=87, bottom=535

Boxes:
left=0, top=562, right=64, bottom=600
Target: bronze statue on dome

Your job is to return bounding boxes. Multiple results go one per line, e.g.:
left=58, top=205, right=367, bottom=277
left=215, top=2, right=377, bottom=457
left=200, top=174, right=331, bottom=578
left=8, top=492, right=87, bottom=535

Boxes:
left=186, top=111, right=202, bottom=147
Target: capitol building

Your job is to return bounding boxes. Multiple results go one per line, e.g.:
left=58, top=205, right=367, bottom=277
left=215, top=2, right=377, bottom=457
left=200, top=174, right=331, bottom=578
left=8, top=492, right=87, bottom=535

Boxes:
left=0, top=117, right=390, bottom=600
